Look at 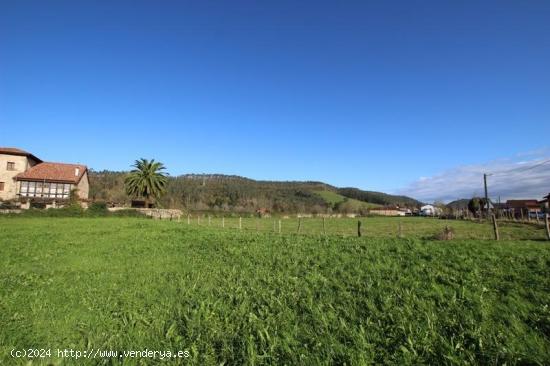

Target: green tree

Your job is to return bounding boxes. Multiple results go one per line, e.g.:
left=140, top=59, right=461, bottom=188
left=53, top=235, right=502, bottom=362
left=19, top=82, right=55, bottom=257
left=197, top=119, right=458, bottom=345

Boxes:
left=124, top=159, right=168, bottom=208
left=468, top=197, right=489, bottom=217
left=468, top=198, right=480, bottom=216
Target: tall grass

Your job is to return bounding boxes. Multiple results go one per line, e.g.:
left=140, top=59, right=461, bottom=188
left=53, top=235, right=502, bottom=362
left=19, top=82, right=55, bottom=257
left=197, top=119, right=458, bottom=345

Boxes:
left=0, top=217, right=549, bottom=365
left=185, top=216, right=547, bottom=241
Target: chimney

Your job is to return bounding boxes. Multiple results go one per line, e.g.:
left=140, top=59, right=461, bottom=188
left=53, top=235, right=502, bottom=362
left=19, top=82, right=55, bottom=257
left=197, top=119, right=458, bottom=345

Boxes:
left=75, top=168, right=80, bottom=177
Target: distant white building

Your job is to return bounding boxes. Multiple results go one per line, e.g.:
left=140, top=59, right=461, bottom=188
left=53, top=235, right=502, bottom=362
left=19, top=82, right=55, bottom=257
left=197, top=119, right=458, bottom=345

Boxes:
left=420, top=204, right=441, bottom=216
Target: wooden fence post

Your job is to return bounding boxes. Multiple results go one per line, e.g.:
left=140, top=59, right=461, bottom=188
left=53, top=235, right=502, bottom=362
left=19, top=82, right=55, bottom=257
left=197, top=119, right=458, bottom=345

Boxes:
left=545, top=214, right=550, bottom=241
left=357, top=220, right=362, bottom=237
left=492, top=214, right=499, bottom=241
left=239, top=217, right=242, bottom=230
left=278, top=220, right=281, bottom=234
left=520, top=209, right=525, bottom=222
left=322, top=217, right=326, bottom=236
left=297, top=217, right=302, bottom=234
left=187, top=214, right=190, bottom=225
left=197, top=216, right=200, bottom=225
left=208, top=215, right=211, bottom=226
left=398, top=221, right=403, bottom=238
left=222, top=217, right=225, bottom=228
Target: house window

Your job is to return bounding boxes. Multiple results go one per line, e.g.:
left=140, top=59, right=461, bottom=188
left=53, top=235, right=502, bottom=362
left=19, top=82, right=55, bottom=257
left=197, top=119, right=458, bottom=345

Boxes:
left=7, top=162, right=15, bottom=170
left=20, top=181, right=38, bottom=197
left=0, top=182, right=4, bottom=191
left=28, top=181, right=36, bottom=195
left=63, top=184, right=71, bottom=198
left=42, top=182, right=50, bottom=197
left=35, top=181, right=43, bottom=196
left=20, top=181, right=28, bottom=195
left=50, top=183, right=57, bottom=197
left=18, top=181, right=72, bottom=198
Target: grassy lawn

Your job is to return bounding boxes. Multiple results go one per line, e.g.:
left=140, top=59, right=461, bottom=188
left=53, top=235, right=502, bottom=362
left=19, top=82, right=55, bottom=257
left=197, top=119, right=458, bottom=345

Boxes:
left=314, top=190, right=380, bottom=210
left=192, top=216, right=547, bottom=241
left=1, top=217, right=549, bottom=365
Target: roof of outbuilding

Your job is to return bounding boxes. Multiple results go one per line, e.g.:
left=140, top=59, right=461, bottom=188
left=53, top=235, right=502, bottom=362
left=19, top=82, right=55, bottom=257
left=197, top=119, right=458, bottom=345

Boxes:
left=506, top=200, right=540, bottom=208
left=0, top=147, right=42, bottom=162
left=15, top=162, right=88, bottom=184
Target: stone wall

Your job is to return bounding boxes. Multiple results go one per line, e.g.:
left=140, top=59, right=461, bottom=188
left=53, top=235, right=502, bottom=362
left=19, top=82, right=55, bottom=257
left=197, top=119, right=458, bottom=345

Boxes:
left=0, top=154, right=30, bottom=200
left=138, top=208, right=183, bottom=220
left=76, top=171, right=90, bottom=200
left=108, top=207, right=183, bottom=220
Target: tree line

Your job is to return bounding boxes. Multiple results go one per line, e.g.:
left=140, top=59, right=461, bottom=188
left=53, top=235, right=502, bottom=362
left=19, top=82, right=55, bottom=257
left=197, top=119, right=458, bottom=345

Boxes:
left=89, top=166, right=421, bottom=214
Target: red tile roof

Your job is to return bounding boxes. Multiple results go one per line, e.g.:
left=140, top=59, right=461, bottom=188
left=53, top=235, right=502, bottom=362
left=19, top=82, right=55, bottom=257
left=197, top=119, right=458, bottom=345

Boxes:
left=506, top=200, right=540, bottom=209
left=0, top=147, right=42, bottom=162
left=15, top=162, right=88, bottom=184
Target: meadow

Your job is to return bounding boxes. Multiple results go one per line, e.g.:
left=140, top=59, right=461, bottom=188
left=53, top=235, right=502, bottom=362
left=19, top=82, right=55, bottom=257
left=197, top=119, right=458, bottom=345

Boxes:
left=1, top=216, right=549, bottom=365
left=188, top=215, right=547, bottom=241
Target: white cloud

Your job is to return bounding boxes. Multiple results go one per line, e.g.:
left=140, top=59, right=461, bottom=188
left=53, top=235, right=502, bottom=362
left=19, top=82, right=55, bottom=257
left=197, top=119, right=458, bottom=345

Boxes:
left=397, top=149, right=550, bottom=203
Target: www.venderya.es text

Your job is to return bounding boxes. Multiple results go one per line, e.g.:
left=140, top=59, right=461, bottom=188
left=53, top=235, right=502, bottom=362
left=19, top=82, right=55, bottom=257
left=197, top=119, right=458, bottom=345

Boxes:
left=10, top=348, right=190, bottom=360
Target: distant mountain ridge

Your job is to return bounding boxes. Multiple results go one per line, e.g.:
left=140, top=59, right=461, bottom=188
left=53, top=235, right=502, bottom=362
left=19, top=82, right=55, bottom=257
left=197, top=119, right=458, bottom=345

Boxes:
left=336, top=187, right=421, bottom=207
left=89, top=171, right=422, bottom=213
left=446, top=199, right=470, bottom=210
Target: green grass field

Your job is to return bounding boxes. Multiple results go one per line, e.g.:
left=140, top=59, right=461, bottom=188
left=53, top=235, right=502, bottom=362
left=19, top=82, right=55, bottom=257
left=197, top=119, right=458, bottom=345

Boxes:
left=191, top=215, right=547, bottom=241
left=1, top=217, right=549, bottom=365
left=315, top=190, right=380, bottom=210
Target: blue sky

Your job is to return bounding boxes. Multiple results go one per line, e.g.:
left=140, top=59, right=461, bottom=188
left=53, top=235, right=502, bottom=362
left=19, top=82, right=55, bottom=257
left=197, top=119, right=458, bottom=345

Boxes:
left=1, top=1, right=549, bottom=201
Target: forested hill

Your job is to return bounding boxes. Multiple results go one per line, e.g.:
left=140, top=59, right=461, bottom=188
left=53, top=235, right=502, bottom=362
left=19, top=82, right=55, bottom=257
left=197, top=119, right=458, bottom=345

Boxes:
left=336, top=188, right=421, bottom=207
left=89, top=171, right=422, bottom=214
left=446, top=199, right=470, bottom=210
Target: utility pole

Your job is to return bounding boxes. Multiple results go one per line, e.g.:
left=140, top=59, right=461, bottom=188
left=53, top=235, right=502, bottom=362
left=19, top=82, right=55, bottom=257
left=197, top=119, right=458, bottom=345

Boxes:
left=484, top=173, right=491, bottom=219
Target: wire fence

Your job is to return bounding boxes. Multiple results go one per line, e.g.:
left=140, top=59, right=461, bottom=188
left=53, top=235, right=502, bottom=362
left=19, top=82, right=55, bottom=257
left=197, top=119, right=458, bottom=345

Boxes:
left=159, top=214, right=550, bottom=241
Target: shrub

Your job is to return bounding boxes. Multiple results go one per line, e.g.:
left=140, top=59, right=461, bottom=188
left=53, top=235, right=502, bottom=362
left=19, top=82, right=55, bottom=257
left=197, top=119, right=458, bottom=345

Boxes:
left=49, top=204, right=85, bottom=217
left=88, top=201, right=108, bottom=216
left=0, top=200, right=20, bottom=209
left=110, top=209, right=146, bottom=218
left=12, top=203, right=145, bottom=218
left=435, top=225, right=455, bottom=240
left=20, top=205, right=83, bottom=218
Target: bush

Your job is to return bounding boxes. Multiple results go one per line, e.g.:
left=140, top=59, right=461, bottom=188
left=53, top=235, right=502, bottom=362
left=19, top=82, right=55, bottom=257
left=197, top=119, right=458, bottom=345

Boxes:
left=435, top=225, right=455, bottom=240
left=0, top=200, right=20, bottom=209
left=88, top=202, right=108, bottom=216
left=110, top=209, right=146, bottom=218
left=13, top=203, right=146, bottom=218
left=61, top=204, right=85, bottom=217
left=18, top=204, right=85, bottom=218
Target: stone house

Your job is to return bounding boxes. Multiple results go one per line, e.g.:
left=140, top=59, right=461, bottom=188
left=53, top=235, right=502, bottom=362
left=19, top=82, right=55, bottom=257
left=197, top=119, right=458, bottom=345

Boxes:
left=0, top=147, right=89, bottom=208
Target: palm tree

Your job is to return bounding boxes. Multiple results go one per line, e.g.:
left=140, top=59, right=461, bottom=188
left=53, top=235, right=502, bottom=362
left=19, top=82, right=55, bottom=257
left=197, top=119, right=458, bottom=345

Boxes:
left=125, top=159, right=168, bottom=208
